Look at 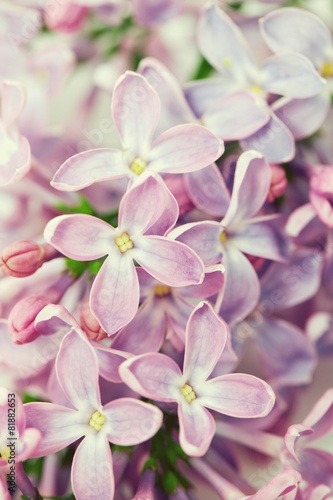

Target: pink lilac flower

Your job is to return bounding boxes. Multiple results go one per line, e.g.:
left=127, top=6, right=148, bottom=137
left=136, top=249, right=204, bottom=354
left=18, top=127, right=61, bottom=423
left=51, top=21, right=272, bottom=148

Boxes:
left=44, top=175, right=205, bottom=334
left=169, top=150, right=287, bottom=324
left=51, top=71, right=224, bottom=192
left=120, top=301, right=275, bottom=457
left=25, top=328, right=163, bottom=500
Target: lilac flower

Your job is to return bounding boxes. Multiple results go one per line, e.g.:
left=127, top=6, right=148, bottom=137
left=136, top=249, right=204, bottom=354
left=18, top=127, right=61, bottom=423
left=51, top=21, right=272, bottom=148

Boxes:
left=120, top=302, right=275, bottom=457
left=25, top=329, right=163, bottom=500
left=51, top=71, right=224, bottom=192
left=169, top=150, right=287, bottom=324
left=44, top=175, right=205, bottom=334
left=0, top=81, right=31, bottom=186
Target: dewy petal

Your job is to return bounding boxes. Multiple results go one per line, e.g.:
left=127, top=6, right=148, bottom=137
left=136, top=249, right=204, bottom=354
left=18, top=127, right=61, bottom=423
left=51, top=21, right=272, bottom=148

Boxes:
left=103, top=398, right=162, bottom=445
left=51, top=149, right=128, bottom=191
left=259, top=8, right=332, bottom=67
left=168, top=221, right=223, bottom=266
left=24, top=403, right=85, bottom=457
left=184, top=164, right=230, bottom=218
left=178, top=401, right=215, bottom=457
left=1, top=81, right=25, bottom=125
left=72, top=433, right=114, bottom=500
left=198, top=3, right=255, bottom=81
left=183, top=302, right=228, bottom=384
left=44, top=214, right=114, bottom=260
left=148, top=123, right=224, bottom=174
left=260, top=53, right=325, bottom=98
left=119, top=353, right=183, bottom=402
left=118, top=174, right=167, bottom=235
left=111, top=71, right=160, bottom=157
left=56, top=329, right=101, bottom=411
left=273, top=90, right=330, bottom=140
left=222, top=151, right=271, bottom=228
left=90, top=254, right=139, bottom=335
left=133, top=235, right=204, bottom=287
left=203, top=91, right=270, bottom=141
left=201, top=373, right=275, bottom=418
left=217, top=246, right=260, bottom=325
left=241, top=113, right=295, bottom=164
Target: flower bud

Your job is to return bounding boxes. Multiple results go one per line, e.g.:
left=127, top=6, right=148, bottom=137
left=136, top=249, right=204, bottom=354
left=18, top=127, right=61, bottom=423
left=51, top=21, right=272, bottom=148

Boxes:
left=309, top=167, right=333, bottom=228
left=80, top=302, right=108, bottom=341
left=132, top=468, right=156, bottom=500
left=0, top=241, right=58, bottom=278
left=267, top=164, right=287, bottom=202
left=8, top=295, right=51, bottom=344
left=45, top=1, right=88, bottom=34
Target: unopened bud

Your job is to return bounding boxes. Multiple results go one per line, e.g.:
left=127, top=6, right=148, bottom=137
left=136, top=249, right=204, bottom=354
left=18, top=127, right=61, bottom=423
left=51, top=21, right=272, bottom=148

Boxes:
left=267, top=164, right=287, bottom=202
left=45, top=1, right=88, bottom=34
left=80, top=302, right=108, bottom=341
left=0, top=241, right=58, bottom=278
left=8, top=295, right=51, bottom=344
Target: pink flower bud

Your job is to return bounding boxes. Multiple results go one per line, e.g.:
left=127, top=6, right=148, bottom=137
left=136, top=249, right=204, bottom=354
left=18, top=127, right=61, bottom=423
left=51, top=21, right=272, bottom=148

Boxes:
left=246, top=254, right=266, bottom=272
left=309, top=166, right=333, bottom=228
left=0, top=241, right=59, bottom=278
left=44, top=1, right=88, bottom=34
left=80, top=302, right=108, bottom=341
left=8, top=295, right=51, bottom=344
left=267, top=164, right=288, bottom=202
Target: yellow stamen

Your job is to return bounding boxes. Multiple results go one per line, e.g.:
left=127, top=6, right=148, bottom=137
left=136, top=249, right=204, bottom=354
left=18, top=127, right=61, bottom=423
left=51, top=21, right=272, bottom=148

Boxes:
left=114, top=232, right=134, bottom=253
left=222, top=58, right=231, bottom=68
left=0, top=447, right=11, bottom=462
left=321, top=61, right=333, bottom=78
left=154, top=285, right=171, bottom=296
left=250, top=84, right=262, bottom=95
left=180, top=383, right=196, bottom=404
left=89, top=410, right=106, bottom=432
left=220, top=231, right=226, bottom=243
left=130, top=158, right=147, bottom=175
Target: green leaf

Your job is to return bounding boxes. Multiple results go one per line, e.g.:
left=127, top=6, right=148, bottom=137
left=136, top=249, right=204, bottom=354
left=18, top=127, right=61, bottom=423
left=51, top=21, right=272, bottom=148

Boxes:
left=162, top=471, right=179, bottom=494
left=142, top=457, right=159, bottom=472
left=191, top=56, right=214, bottom=80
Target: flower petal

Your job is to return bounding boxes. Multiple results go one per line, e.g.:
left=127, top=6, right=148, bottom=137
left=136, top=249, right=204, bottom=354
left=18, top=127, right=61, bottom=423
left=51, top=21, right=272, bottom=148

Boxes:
left=1, top=81, right=25, bottom=125
left=24, top=403, right=85, bottom=456
left=51, top=149, right=128, bottom=191
left=112, top=71, right=160, bottom=157
left=119, top=353, right=183, bottom=402
left=72, top=433, right=114, bottom=500
left=90, top=254, right=139, bottom=335
left=94, top=343, right=130, bottom=383
left=103, top=398, right=162, bottom=445
left=148, top=124, right=224, bottom=174
left=183, top=302, right=228, bottom=384
left=133, top=235, right=204, bottom=286
left=240, top=470, right=302, bottom=500
left=44, top=214, right=114, bottom=260
left=56, top=329, right=101, bottom=411
left=35, top=304, right=78, bottom=336
left=201, top=373, right=275, bottom=418
left=178, top=401, right=215, bottom=457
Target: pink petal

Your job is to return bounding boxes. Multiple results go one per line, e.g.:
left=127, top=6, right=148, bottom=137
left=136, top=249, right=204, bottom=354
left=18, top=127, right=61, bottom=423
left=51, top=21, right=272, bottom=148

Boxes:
left=184, top=78, right=234, bottom=119
left=90, top=254, right=139, bottom=335
left=133, top=235, right=204, bottom=286
left=0, top=135, right=31, bottom=186
left=56, top=329, right=101, bottom=411
left=222, top=151, right=271, bottom=228
left=103, top=398, right=163, bottom=445
left=72, top=433, right=114, bottom=500
left=283, top=424, right=313, bottom=464
left=203, top=91, right=270, bottom=141
left=201, top=373, right=275, bottom=418
left=241, top=469, right=301, bottom=500
left=241, top=113, right=295, bottom=164
left=285, top=203, right=318, bottom=238
left=177, top=264, right=225, bottom=299
left=112, top=71, right=160, bottom=156
left=183, top=302, right=228, bottom=384
left=35, top=304, right=78, bottom=336
left=51, top=149, right=128, bottom=191
left=94, top=343, right=130, bottom=383
left=302, top=389, right=333, bottom=442
left=16, top=428, right=42, bottom=462
left=148, top=124, right=224, bottom=173
left=24, top=403, right=85, bottom=456
left=119, top=353, right=183, bottom=402
left=44, top=214, right=114, bottom=260
left=178, top=401, right=215, bottom=457
left=1, top=81, right=25, bottom=125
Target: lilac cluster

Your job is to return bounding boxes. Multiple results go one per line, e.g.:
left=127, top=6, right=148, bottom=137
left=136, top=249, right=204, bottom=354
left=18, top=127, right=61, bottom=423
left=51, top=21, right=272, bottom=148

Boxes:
left=0, top=0, right=333, bottom=499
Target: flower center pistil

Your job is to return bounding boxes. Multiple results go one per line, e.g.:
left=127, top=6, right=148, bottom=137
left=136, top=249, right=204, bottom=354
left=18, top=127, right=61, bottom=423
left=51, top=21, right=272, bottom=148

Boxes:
left=130, top=158, right=147, bottom=175
left=115, top=232, right=134, bottom=253
left=220, top=231, right=226, bottom=243
left=0, top=446, right=11, bottom=462
left=89, top=411, right=106, bottom=431
left=180, top=383, right=196, bottom=404
left=321, top=61, right=333, bottom=78
left=154, top=285, right=171, bottom=296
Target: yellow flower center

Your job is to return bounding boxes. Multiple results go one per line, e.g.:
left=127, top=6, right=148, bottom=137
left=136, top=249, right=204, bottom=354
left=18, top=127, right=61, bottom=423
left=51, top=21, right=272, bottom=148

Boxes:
left=222, top=58, right=231, bottom=68
left=180, top=383, right=196, bottom=404
left=220, top=231, right=227, bottom=243
left=321, top=61, right=333, bottom=78
left=114, top=232, right=134, bottom=253
left=250, top=84, right=262, bottom=95
left=154, top=285, right=171, bottom=296
left=130, top=158, right=147, bottom=175
left=0, top=446, right=11, bottom=462
left=89, top=411, right=106, bottom=432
